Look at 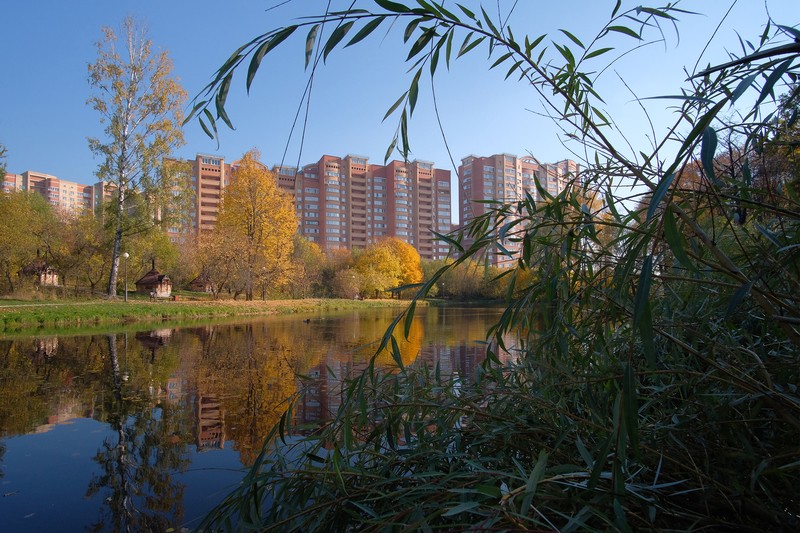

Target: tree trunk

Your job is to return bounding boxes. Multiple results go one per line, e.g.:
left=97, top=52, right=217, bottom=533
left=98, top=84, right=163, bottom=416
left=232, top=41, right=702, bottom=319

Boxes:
left=5, top=269, right=14, bottom=294
left=107, top=185, right=126, bottom=297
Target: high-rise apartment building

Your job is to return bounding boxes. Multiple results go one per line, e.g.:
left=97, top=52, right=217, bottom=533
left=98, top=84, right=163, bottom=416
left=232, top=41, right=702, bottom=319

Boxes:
left=2, top=171, right=95, bottom=214
left=190, top=154, right=232, bottom=235
left=458, top=154, right=580, bottom=266
left=288, top=155, right=452, bottom=260
left=2, top=173, right=22, bottom=193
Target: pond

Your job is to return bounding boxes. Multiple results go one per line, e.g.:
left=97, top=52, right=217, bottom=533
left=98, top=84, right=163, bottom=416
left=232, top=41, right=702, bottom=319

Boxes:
left=0, top=306, right=506, bottom=531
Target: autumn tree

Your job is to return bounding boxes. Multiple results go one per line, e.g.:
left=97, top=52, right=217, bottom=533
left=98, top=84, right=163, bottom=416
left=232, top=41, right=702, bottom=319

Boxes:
left=0, top=192, right=58, bottom=293
left=87, top=16, right=186, bottom=298
left=353, top=242, right=403, bottom=298
left=196, top=228, right=247, bottom=298
left=216, top=150, right=297, bottom=300
left=287, top=236, right=325, bottom=298
left=381, top=237, right=423, bottom=286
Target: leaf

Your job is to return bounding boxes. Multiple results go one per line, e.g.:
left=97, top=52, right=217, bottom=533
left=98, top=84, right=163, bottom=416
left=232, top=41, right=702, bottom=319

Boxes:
left=374, top=0, right=412, bottom=13
left=407, top=27, right=435, bottom=60
left=730, top=73, right=758, bottom=104
left=246, top=40, right=270, bottom=93
left=560, top=29, right=585, bottom=49
left=521, top=450, right=548, bottom=512
left=634, top=255, right=655, bottom=368
left=637, top=7, right=677, bottom=20
left=459, top=35, right=485, bottom=57
left=480, top=6, right=499, bottom=36
left=389, top=335, right=405, bottom=369
left=183, top=99, right=207, bottom=125
left=554, top=43, right=576, bottom=68
left=323, top=21, right=355, bottom=62
left=408, top=69, right=422, bottom=115
left=700, top=127, right=718, bottom=183
left=404, top=18, right=421, bottom=43
left=384, top=137, right=398, bottom=163
left=379, top=93, right=407, bottom=124
left=584, top=46, right=613, bottom=60
left=607, top=25, right=641, bottom=40
left=305, top=24, right=319, bottom=68
left=404, top=300, right=417, bottom=339
left=442, top=501, right=480, bottom=517
left=663, top=206, right=696, bottom=273
left=622, top=363, right=640, bottom=457
left=646, top=172, right=674, bottom=222
left=456, top=3, right=476, bottom=21
left=726, top=281, right=753, bottom=319
left=777, top=24, right=800, bottom=42
left=346, top=17, right=385, bottom=50
left=754, top=58, right=795, bottom=109
left=215, top=73, right=234, bottom=129
left=246, top=27, right=298, bottom=93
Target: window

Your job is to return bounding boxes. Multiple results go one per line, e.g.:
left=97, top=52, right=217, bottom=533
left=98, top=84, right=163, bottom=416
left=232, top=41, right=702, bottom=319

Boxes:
left=305, top=187, right=319, bottom=193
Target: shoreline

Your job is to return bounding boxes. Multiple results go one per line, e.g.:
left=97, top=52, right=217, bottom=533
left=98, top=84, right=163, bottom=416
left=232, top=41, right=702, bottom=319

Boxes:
left=0, top=298, right=415, bottom=336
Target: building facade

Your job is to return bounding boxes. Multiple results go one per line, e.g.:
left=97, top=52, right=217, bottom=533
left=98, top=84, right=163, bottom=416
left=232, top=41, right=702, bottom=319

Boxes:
left=288, top=154, right=452, bottom=261
left=2, top=171, right=94, bottom=214
left=458, top=154, right=580, bottom=266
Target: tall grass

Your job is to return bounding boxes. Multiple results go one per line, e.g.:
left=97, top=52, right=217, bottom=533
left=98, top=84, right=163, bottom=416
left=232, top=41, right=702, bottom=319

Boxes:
left=195, top=2, right=800, bottom=530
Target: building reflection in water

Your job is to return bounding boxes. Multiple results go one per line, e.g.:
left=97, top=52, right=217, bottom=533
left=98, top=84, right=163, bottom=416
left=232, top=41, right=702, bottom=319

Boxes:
left=0, top=307, right=509, bottom=529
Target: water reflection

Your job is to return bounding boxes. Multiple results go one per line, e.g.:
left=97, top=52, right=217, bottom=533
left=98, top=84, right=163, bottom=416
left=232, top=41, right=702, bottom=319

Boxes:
left=0, top=306, right=505, bottom=531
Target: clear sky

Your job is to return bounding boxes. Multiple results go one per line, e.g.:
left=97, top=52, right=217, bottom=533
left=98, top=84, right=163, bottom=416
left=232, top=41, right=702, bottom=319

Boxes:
left=2, top=0, right=797, bottom=193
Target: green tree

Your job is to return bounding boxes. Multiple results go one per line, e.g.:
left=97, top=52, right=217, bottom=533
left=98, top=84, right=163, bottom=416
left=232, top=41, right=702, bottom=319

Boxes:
left=87, top=16, right=186, bottom=298
left=216, top=149, right=297, bottom=300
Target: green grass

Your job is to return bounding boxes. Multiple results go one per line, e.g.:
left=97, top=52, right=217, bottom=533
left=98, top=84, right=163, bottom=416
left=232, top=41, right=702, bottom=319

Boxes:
left=0, top=297, right=412, bottom=336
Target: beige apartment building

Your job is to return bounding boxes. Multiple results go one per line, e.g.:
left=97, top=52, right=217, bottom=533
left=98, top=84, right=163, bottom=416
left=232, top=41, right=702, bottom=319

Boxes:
left=458, top=154, right=581, bottom=267
left=2, top=171, right=95, bottom=214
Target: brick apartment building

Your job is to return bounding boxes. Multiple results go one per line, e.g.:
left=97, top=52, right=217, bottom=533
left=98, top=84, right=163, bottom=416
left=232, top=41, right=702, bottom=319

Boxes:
left=458, top=154, right=580, bottom=267
left=285, top=154, right=452, bottom=261
left=162, top=153, right=452, bottom=261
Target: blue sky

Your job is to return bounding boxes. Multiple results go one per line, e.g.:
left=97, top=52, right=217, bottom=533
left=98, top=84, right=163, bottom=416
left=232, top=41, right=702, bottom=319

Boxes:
left=2, top=0, right=797, bottom=190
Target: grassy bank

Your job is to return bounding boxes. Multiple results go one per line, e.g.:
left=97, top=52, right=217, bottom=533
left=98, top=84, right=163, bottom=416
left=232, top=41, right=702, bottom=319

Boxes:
left=0, top=298, right=412, bottom=335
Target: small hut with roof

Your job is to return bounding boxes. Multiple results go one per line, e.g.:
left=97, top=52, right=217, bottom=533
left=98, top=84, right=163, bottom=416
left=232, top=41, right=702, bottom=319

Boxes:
left=135, top=259, right=172, bottom=299
left=20, top=256, right=59, bottom=287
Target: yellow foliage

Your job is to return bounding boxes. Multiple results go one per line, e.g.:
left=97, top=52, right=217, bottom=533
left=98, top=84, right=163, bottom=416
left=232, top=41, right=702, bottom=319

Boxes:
left=381, top=237, right=423, bottom=285
left=217, top=149, right=298, bottom=299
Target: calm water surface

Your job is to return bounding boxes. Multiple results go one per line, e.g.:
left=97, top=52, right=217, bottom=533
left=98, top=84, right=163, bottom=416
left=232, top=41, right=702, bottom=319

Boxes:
left=0, top=306, right=504, bottom=531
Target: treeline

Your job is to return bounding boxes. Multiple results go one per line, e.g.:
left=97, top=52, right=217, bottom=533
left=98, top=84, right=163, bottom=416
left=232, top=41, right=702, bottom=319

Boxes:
left=0, top=186, right=506, bottom=300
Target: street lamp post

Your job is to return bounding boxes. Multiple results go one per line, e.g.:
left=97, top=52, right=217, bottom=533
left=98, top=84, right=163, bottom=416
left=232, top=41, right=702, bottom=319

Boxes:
left=122, top=252, right=129, bottom=302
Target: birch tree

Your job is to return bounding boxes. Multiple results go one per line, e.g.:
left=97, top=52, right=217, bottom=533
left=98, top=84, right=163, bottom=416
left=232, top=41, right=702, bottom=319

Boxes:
left=87, top=16, right=186, bottom=297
